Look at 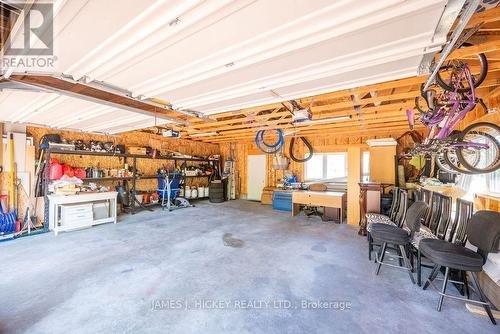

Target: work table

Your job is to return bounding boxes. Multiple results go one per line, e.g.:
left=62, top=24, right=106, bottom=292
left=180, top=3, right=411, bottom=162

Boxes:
left=291, top=190, right=346, bottom=222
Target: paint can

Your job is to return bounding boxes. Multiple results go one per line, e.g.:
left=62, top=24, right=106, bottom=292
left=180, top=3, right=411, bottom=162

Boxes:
left=185, top=187, right=192, bottom=199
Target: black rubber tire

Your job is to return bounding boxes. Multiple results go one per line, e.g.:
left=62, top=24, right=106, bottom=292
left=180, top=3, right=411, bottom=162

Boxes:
left=289, top=136, right=314, bottom=163
left=456, top=122, right=500, bottom=174
left=436, top=43, right=487, bottom=93
left=442, top=150, right=474, bottom=175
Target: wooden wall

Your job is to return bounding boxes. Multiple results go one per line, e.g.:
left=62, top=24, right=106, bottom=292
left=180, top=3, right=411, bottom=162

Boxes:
left=27, top=127, right=220, bottom=192
left=220, top=134, right=414, bottom=198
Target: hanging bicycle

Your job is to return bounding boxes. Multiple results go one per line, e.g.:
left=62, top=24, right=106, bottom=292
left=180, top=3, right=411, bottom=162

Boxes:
left=406, top=50, right=499, bottom=175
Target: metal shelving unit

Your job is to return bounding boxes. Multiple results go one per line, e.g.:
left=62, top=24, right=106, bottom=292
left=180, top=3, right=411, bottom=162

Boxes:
left=42, top=148, right=221, bottom=228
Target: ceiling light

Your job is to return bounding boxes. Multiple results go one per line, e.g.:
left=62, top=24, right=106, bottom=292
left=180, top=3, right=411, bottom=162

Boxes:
left=293, top=115, right=351, bottom=126
left=189, top=132, right=219, bottom=137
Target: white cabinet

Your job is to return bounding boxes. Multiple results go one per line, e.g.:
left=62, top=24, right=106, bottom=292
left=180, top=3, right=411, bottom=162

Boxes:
left=48, top=192, right=118, bottom=235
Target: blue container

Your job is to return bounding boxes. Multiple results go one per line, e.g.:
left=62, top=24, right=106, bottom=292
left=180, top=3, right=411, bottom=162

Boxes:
left=157, top=173, right=181, bottom=199
left=272, top=191, right=292, bottom=212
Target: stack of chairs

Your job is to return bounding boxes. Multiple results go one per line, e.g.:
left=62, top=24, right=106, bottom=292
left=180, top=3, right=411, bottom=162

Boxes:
left=365, top=188, right=499, bottom=325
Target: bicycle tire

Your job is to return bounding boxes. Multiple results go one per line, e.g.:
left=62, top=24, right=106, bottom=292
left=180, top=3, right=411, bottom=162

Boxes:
left=436, top=153, right=459, bottom=174
left=436, top=44, right=487, bottom=93
left=442, top=150, right=475, bottom=175
left=456, top=122, right=500, bottom=174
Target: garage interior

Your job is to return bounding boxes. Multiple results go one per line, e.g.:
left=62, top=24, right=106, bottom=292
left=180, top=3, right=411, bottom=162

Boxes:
left=1, top=0, right=500, bottom=333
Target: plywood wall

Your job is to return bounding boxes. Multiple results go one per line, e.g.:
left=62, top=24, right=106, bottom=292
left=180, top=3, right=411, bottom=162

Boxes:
left=27, top=127, right=220, bottom=191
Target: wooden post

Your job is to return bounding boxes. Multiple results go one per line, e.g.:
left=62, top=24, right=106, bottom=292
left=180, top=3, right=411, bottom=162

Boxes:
left=347, top=147, right=361, bottom=226
left=0, top=123, right=3, bottom=172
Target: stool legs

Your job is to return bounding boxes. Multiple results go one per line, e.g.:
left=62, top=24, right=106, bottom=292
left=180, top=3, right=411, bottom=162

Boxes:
left=374, top=242, right=414, bottom=284
left=423, top=264, right=441, bottom=290
left=470, top=272, right=496, bottom=325
left=417, top=249, right=422, bottom=286
left=400, top=245, right=415, bottom=284
left=437, top=267, right=450, bottom=311
left=368, top=233, right=373, bottom=261
left=375, top=242, right=387, bottom=275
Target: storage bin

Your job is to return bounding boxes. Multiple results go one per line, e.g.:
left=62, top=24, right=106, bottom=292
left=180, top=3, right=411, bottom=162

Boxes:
left=272, top=191, right=292, bottom=211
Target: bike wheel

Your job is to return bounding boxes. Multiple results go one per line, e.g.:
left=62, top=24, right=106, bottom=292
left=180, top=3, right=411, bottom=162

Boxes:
left=456, top=122, right=500, bottom=174
left=436, top=44, right=488, bottom=93
left=442, top=149, right=475, bottom=175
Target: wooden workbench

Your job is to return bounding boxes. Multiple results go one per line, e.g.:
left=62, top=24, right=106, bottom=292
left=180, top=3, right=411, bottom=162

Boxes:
left=291, top=190, right=346, bottom=222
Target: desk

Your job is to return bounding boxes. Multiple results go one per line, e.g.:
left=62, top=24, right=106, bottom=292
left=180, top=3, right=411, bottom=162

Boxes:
left=292, top=191, right=346, bottom=222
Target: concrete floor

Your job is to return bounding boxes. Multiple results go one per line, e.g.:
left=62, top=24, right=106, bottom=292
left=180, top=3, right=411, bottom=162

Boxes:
left=0, top=200, right=497, bottom=334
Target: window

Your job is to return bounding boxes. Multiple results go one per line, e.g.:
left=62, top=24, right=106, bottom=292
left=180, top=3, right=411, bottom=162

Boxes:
left=459, top=168, right=500, bottom=201
left=305, top=153, right=347, bottom=181
left=362, top=151, right=370, bottom=182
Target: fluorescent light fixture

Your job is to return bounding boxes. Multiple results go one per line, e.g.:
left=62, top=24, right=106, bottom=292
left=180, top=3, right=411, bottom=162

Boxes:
left=284, top=129, right=300, bottom=136
left=294, top=115, right=351, bottom=126
left=366, top=138, right=398, bottom=147
left=189, top=132, right=219, bottom=137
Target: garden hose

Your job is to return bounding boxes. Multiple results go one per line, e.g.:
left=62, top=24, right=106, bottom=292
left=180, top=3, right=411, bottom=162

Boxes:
left=289, top=136, right=313, bottom=163
left=255, top=129, right=284, bottom=154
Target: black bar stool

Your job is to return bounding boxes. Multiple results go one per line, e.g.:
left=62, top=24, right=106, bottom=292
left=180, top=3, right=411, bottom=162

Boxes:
left=420, top=210, right=500, bottom=325
left=367, top=189, right=407, bottom=260
left=370, top=201, right=428, bottom=284
left=411, top=193, right=453, bottom=286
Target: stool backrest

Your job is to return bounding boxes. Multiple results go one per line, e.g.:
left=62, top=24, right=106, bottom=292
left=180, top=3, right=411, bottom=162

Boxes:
left=434, top=193, right=452, bottom=240
left=466, top=210, right=500, bottom=262
left=389, top=187, right=400, bottom=220
left=447, top=198, right=473, bottom=245
left=403, top=201, right=429, bottom=235
left=393, top=190, right=408, bottom=228
left=421, top=188, right=432, bottom=206
left=427, top=193, right=446, bottom=234
left=421, top=189, right=433, bottom=226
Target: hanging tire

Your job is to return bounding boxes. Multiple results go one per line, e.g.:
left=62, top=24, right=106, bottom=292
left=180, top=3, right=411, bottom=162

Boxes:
left=436, top=43, right=487, bottom=93
left=456, top=122, right=500, bottom=174
left=289, top=136, right=314, bottom=163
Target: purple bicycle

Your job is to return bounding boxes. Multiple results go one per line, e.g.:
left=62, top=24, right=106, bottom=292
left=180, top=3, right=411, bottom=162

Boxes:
left=407, top=60, right=500, bottom=175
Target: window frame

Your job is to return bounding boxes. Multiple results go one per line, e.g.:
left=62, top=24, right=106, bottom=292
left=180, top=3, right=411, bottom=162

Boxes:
left=304, top=152, right=348, bottom=181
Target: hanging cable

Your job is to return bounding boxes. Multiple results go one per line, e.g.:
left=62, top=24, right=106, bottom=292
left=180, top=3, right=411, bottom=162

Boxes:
left=255, top=129, right=284, bottom=154
left=289, top=136, right=313, bottom=163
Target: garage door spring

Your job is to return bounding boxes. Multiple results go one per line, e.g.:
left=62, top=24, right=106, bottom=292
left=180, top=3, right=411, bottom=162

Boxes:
left=255, top=129, right=284, bottom=154
left=289, top=136, right=313, bottom=163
